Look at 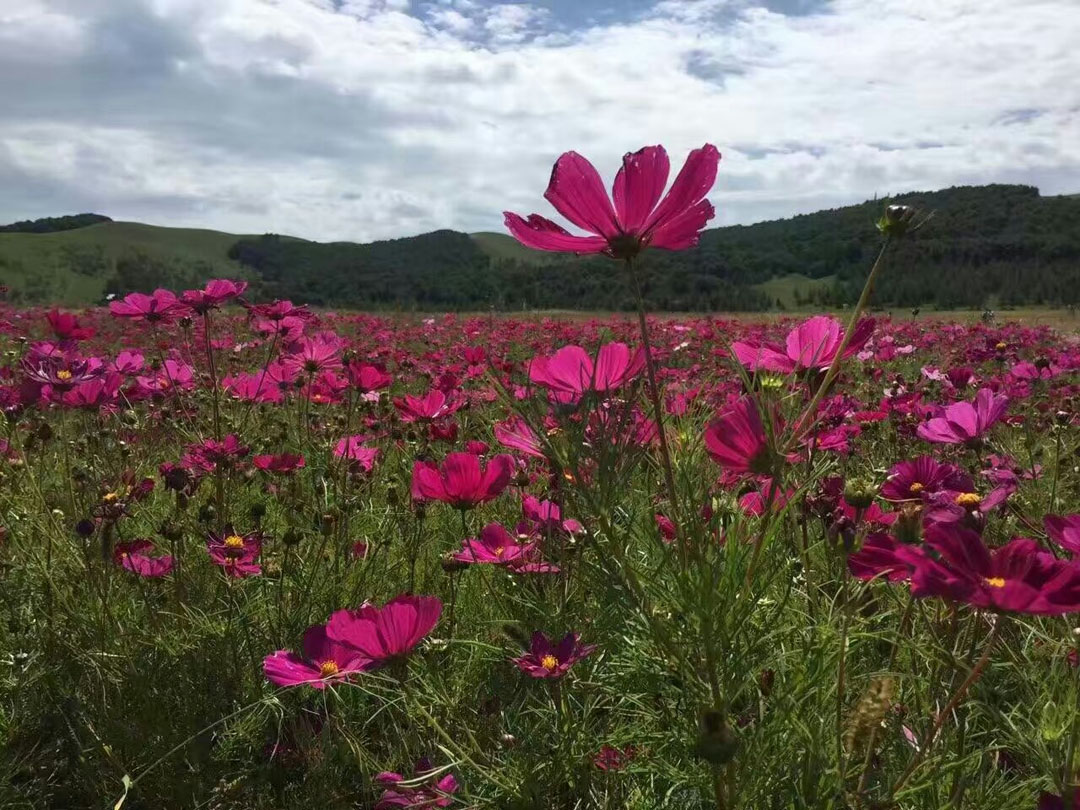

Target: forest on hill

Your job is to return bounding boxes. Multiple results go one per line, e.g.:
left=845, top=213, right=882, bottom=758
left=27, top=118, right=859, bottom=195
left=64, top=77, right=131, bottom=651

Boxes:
left=2, top=184, right=1079, bottom=310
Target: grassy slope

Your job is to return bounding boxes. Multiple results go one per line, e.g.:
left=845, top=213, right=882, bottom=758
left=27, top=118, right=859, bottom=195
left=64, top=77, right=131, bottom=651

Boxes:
left=469, top=232, right=564, bottom=265
left=0, top=222, right=251, bottom=304
left=754, top=273, right=836, bottom=309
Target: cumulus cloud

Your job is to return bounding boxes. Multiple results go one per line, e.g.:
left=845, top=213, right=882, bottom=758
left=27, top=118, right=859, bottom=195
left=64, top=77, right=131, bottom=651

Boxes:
left=0, top=0, right=1077, bottom=240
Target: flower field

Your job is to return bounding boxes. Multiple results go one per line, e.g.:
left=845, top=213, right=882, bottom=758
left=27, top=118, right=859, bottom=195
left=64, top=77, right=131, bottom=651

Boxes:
left=2, top=147, right=1080, bottom=810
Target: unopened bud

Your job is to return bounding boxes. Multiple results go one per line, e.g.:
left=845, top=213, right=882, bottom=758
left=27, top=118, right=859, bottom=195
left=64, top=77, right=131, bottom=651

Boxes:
left=843, top=478, right=878, bottom=510
left=876, top=204, right=926, bottom=238
left=693, top=710, right=739, bottom=765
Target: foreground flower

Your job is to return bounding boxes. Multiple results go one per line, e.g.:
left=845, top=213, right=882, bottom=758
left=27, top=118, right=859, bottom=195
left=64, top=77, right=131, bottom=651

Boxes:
left=513, top=631, right=596, bottom=679
left=325, top=595, right=441, bottom=665
left=732, top=316, right=874, bottom=374
left=113, top=540, right=174, bottom=578
left=880, top=456, right=974, bottom=501
left=454, top=523, right=537, bottom=566
left=704, top=397, right=776, bottom=475
left=375, top=759, right=459, bottom=810
left=263, top=624, right=371, bottom=689
left=504, top=144, right=720, bottom=258
left=1044, top=514, right=1080, bottom=556
left=411, top=452, right=514, bottom=508
left=108, top=289, right=189, bottom=323
left=529, top=342, right=645, bottom=402
left=898, top=526, right=1080, bottom=615
left=916, top=387, right=1009, bottom=444
left=207, top=529, right=262, bottom=577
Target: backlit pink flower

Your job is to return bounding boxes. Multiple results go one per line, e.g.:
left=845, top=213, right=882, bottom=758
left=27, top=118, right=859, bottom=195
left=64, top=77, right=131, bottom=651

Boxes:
left=181, top=279, right=248, bottom=313
left=529, top=342, right=645, bottom=402
left=263, top=624, right=371, bottom=689
left=325, top=595, right=441, bottom=665
left=108, top=289, right=189, bottom=323
left=394, top=389, right=463, bottom=423
left=113, top=539, right=174, bottom=578
left=704, top=397, right=775, bottom=475
left=411, top=452, right=513, bottom=508
left=504, top=144, right=720, bottom=258
left=916, top=388, right=1009, bottom=444
left=733, top=316, right=874, bottom=374
left=454, top=523, right=538, bottom=566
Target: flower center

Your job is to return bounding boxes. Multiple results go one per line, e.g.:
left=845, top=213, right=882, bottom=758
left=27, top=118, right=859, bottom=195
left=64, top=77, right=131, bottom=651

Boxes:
left=56, top=369, right=73, bottom=381
left=224, top=534, right=245, bottom=549
left=908, top=482, right=924, bottom=494
left=494, top=546, right=505, bottom=558
left=540, top=654, right=559, bottom=671
left=955, top=493, right=981, bottom=508
left=102, top=492, right=120, bottom=503
left=984, top=576, right=1006, bottom=588
left=995, top=342, right=1007, bottom=350
left=319, top=660, right=340, bottom=678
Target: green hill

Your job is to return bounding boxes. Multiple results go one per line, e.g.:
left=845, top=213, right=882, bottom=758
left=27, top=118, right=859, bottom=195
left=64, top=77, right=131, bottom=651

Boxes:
left=4, top=184, right=1080, bottom=310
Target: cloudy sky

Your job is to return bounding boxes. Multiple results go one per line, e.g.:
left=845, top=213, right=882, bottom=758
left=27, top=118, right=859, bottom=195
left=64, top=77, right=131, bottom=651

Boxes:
left=1, top=0, right=1078, bottom=242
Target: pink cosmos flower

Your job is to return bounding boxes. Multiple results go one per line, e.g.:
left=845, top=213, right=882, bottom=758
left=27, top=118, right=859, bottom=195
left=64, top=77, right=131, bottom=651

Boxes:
left=180, top=279, right=248, bottom=313
left=46, top=310, right=95, bottom=341
left=263, top=624, right=371, bottom=689
left=529, top=342, right=645, bottom=402
left=207, top=529, right=262, bottom=578
left=916, top=388, right=1009, bottom=444
left=592, top=744, right=637, bottom=771
left=108, top=289, right=189, bottom=323
left=375, top=759, right=459, bottom=809
left=521, top=495, right=583, bottom=536
left=1044, top=514, right=1080, bottom=556
left=282, top=333, right=343, bottom=375
left=113, top=539, right=175, bottom=578
left=880, top=456, right=974, bottom=502
left=704, top=397, right=775, bottom=475
left=514, top=631, right=596, bottom=679
left=393, top=389, right=464, bottom=423
left=898, top=526, right=1080, bottom=615
left=454, top=523, right=539, bottom=566
left=347, top=361, right=392, bottom=393
left=504, top=144, right=720, bottom=258
left=333, top=436, right=380, bottom=473
left=411, top=452, right=514, bottom=508
left=325, top=595, right=441, bottom=665
left=494, top=415, right=545, bottom=459
left=253, top=453, right=305, bottom=474
left=733, top=316, right=874, bottom=374
left=847, top=534, right=909, bottom=582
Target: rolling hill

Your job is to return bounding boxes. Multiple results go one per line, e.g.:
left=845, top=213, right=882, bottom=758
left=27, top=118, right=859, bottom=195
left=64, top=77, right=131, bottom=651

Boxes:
left=2, top=183, right=1080, bottom=310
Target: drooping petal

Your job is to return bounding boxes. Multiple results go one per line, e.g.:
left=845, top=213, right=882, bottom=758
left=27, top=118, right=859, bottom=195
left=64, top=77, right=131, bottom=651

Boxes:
left=503, top=212, right=609, bottom=253
left=647, top=198, right=715, bottom=250
left=543, top=151, right=620, bottom=238
left=612, top=145, right=670, bottom=233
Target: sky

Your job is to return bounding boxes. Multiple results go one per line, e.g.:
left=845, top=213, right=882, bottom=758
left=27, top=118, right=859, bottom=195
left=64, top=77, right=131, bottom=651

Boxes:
left=0, top=0, right=1078, bottom=242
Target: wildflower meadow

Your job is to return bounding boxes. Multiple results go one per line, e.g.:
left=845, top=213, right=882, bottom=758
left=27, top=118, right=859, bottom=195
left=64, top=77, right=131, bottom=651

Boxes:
left=3, top=145, right=1080, bottom=810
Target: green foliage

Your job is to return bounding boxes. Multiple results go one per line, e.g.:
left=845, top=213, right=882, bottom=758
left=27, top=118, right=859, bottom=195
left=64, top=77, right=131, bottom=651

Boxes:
left=0, top=213, right=112, bottom=234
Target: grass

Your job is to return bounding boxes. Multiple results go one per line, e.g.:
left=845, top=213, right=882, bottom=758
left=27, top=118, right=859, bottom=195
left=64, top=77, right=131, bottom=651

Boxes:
left=754, top=273, right=836, bottom=309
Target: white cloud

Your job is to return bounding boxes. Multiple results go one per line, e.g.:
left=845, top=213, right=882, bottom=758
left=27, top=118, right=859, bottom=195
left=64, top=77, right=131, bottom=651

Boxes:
left=0, top=0, right=1077, bottom=241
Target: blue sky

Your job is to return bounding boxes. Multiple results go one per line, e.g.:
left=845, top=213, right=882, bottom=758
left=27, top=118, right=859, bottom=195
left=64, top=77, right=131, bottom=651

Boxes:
left=0, top=0, right=1077, bottom=241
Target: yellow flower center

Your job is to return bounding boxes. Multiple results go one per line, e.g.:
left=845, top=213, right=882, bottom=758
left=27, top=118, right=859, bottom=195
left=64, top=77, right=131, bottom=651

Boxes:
left=908, top=482, right=924, bottom=494
left=319, top=660, right=340, bottom=678
left=540, top=654, right=559, bottom=671
left=955, top=493, right=981, bottom=508
left=995, top=342, right=1007, bottom=350
left=563, top=470, right=576, bottom=484
left=546, top=427, right=562, bottom=437
left=102, top=492, right=120, bottom=503
left=224, top=534, right=245, bottom=549
left=984, top=576, right=1006, bottom=588
left=56, top=370, right=73, bottom=381
left=494, top=546, right=505, bottom=558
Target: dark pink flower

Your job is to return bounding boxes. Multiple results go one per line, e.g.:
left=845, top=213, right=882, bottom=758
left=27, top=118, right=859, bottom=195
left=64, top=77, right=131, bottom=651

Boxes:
left=333, top=436, right=379, bottom=473
left=733, top=316, right=874, bottom=374
left=881, top=456, right=974, bottom=501
left=46, top=310, right=95, bottom=341
left=325, top=595, right=441, bottom=665
left=917, top=387, right=1009, bottom=444
left=704, top=397, right=775, bottom=475
left=592, top=744, right=636, bottom=771
left=113, top=539, right=174, bottom=578
left=454, top=523, right=538, bottom=566
left=394, top=389, right=463, bottom=423
left=504, top=144, right=719, bottom=258
left=253, top=453, right=305, bottom=475
left=207, top=529, right=262, bottom=578
left=108, top=289, right=189, bottom=323
left=347, top=361, right=392, bottom=393
left=494, top=415, right=545, bottom=459
left=375, top=759, right=459, bottom=809
left=529, top=342, right=645, bottom=402
left=1044, top=514, right=1080, bottom=556
left=263, top=624, right=371, bottom=689
left=848, top=534, right=908, bottom=582
left=180, top=279, right=248, bottom=313
left=513, top=631, right=596, bottom=679
left=411, top=452, right=513, bottom=508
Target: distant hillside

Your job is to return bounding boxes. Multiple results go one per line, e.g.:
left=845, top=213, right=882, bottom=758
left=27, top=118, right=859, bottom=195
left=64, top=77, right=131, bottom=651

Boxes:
left=3, top=184, right=1080, bottom=309
left=0, top=213, right=112, bottom=234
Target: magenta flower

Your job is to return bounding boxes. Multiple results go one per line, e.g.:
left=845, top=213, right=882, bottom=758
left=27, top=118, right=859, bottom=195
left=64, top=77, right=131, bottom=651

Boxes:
left=207, top=529, right=262, bottom=578
left=899, top=525, right=1080, bottom=615
left=334, top=436, right=380, bottom=473
left=347, top=361, right=392, bottom=393
left=733, top=316, right=874, bottom=374
left=504, top=144, right=719, bottom=258
left=847, top=534, right=908, bottom=582
left=513, top=631, right=596, bottom=679
left=180, top=279, right=248, bottom=313
left=529, top=342, right=645, bottom=402
left=375, top=759, right=459, bottom=809
left=393, top=389, right=464, bottom=423
left=325, top=595, right=441, bottom=665
left=108, top=289, right=189, bottom=323
left=494, top=415, right=545, bottom=459
left=1044, top=514, right=1080, bottom=556
left=521, top=495, right=583, bottom=535
left=46, top=310, right=95, bottom=341
left=916, top=387, right=1009, bottom=444
left=454, top=523, right=538, bottom=567
left=880, top=456, right=974, bottom=501
left=704, top=397, right=775, bottom=475
left=253, top=453, right=306, bottom=475
left=263, top=624, right=371, bottom=689
left=411, top=452, right=513, bottom=508
left=113, top=540, right=175, bottom=578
